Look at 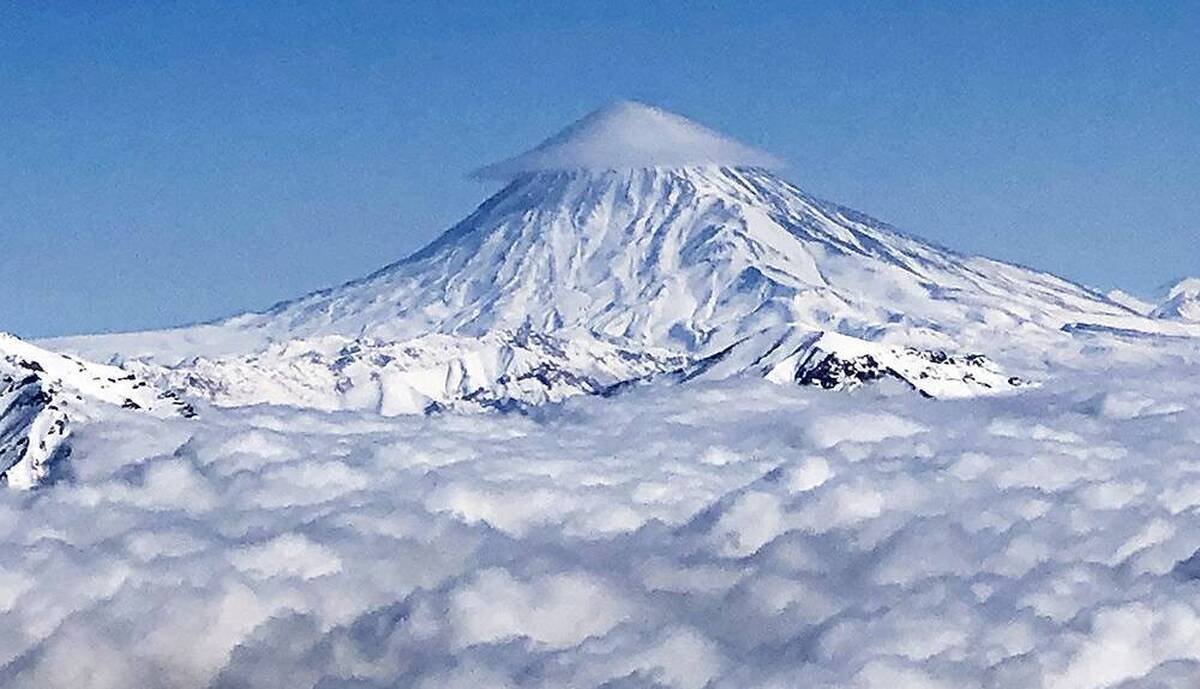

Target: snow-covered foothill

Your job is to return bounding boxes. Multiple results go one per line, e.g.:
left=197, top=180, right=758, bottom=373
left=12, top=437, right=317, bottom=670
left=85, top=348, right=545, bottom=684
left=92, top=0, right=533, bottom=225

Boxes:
left=684, top=327, right=1022, bottom=398
left=127, top=329, right=685, bottom=415
left=0, top=333, right=193, bottom=488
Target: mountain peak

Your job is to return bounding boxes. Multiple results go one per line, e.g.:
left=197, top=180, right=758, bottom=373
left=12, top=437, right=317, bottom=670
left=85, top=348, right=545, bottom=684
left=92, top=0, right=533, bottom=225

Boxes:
left=473, top=100, right=783, bottom=180
left=1165, top=277, right=1200, bottom=299
left=1151, top=277, right=1200, bottom=321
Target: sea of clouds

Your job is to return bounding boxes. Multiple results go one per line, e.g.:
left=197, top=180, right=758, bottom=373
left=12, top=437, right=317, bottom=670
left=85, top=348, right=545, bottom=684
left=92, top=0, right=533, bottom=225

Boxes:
left=2, top=361, right=1200, bottom=688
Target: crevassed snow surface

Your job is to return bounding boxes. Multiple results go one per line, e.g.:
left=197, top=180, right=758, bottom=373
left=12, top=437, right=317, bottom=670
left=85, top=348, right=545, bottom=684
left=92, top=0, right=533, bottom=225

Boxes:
left=2, top=364, right=1200, bottom=688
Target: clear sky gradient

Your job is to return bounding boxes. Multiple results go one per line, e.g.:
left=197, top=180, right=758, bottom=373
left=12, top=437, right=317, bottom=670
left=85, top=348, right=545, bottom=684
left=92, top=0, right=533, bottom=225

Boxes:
left=2, top=2, right=1197, bottom=338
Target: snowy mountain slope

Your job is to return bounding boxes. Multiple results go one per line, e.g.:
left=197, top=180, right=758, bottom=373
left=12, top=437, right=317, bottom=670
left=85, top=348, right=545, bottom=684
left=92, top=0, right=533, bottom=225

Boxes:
left=0, top=374, right=67, bottom=490
left=41, top=101, right=1200, bottom=412
left=1151, top=277, right=1200, bottom=321
left=52, top=163, right=1188, bottom=365
left=0, top=333, right=193, bottom=488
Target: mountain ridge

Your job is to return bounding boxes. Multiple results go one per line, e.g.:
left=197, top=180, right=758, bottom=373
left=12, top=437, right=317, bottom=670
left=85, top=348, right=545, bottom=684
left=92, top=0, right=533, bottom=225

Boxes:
left=1151, top=277, right=1200, bottom=321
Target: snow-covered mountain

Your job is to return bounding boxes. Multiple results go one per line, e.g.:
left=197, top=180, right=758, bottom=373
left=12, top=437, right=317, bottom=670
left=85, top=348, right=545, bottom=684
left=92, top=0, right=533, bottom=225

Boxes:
left=215, top=165, right=1150, bottom=361
left=0, top=333, right=193, bottom=488
left=42, top=101, right=1199, bottom=414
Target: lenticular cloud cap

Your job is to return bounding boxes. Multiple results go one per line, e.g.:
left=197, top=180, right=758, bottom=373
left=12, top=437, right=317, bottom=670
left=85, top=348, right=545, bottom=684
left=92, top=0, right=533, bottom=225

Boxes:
left=473, top=100, right=783, bottom=180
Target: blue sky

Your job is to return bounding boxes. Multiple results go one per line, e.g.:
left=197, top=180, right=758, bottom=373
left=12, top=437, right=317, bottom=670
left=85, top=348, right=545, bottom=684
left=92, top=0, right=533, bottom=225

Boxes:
left=1, top=2, right=1197, bottom=338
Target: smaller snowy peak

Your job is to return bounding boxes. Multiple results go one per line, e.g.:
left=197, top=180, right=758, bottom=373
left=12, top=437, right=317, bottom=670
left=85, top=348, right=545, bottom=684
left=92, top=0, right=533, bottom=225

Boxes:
left=1151, top=278, right=1200, bottom=321
left=0, top=333, right=191, bottom=416
left=682, top=328, right=1023, bottom=399
left=0, top=333, right=193, bottom=488
left=473, top=100, right=782, bottom=179
left=779, top=331, right=1024, bottom=398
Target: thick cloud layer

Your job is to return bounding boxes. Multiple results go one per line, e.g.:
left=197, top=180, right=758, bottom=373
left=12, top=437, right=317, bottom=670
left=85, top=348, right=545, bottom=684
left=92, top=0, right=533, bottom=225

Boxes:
left=2, top=363, right=1200, bottom=688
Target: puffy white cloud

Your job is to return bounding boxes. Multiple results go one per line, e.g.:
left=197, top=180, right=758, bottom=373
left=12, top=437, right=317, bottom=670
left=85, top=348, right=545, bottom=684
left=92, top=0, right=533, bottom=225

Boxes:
left=806, top=412, right=926, bottom=449
left=449, top=568, right=632, bottom=649
left=1046, top=602, right=1200, bottom=689
left=230, top=534, right=343, bottom=580
left=706, top=491, right=785, bottom=557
